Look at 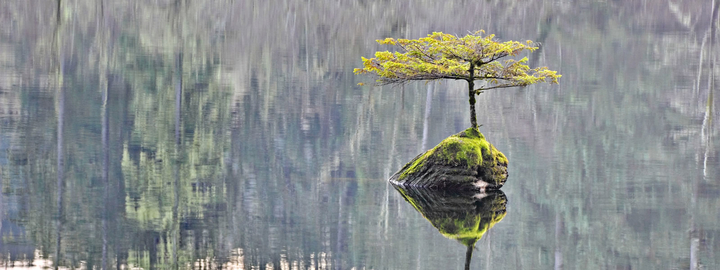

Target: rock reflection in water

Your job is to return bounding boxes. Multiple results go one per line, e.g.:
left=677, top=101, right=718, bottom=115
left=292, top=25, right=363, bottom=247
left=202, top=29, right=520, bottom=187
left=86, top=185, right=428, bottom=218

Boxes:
left=393, top=185, right=507, bottom=270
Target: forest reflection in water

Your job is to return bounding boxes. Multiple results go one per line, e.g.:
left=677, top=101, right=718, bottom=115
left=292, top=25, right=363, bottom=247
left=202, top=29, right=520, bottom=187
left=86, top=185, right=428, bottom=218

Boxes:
left=0, top=0, right=719, bottom=269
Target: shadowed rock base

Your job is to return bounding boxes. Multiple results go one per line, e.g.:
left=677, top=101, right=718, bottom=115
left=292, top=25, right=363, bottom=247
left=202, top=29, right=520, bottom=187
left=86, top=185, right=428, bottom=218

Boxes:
left=389, top=128, right=508, bottom=190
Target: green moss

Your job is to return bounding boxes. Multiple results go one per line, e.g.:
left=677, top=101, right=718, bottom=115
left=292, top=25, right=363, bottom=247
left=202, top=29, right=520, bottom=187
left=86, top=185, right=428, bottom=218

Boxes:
left=437, top=210, right=507, bottom=245
left=436, top=194, right=507, bottom=242
left=393, top=185, right=508, bottom=247
left=394, top=186, right=422, bottom=211
left=398, top=127, right=507, bottom=181
left=399, top=150, right=433, bottom=179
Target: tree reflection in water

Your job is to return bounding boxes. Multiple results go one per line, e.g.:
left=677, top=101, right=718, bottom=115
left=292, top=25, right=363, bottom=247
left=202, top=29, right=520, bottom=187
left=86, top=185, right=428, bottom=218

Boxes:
left=394, top=185, right=507, bottom=270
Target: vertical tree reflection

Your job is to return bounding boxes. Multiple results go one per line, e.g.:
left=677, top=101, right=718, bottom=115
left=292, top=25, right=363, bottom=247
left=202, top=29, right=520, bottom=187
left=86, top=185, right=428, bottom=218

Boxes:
left=53, top=0, right=65, bottom=268
left=693, top=2, right=718, bottom=269
left=101, top=51, right=109, bottom=270
left=172, top=51, right=182, bottom=270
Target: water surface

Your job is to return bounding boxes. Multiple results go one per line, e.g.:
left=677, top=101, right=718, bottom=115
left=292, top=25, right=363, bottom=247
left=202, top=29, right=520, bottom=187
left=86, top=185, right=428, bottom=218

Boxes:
left=0, top=1, right=719, bottom=269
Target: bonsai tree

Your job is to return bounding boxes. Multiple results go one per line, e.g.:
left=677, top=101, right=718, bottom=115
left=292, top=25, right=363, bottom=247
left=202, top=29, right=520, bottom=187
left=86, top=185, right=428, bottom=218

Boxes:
left=354, top=31, right=561, bottom=129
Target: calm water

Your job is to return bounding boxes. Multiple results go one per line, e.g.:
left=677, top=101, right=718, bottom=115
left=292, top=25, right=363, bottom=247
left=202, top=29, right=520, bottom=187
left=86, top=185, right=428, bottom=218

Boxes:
left=1, top=1, right=719, bottom=269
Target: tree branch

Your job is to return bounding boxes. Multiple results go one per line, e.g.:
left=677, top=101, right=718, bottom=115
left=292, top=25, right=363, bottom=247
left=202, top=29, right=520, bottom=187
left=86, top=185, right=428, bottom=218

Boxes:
left=475, top=76, right=514, bottom=81
left=412, top=44, right=436, bottom=61
left=377, top=74, right=469, bottom=85
left=472, top=84, right=524, bottom=94
left=486, top=52, right=509, bottom=63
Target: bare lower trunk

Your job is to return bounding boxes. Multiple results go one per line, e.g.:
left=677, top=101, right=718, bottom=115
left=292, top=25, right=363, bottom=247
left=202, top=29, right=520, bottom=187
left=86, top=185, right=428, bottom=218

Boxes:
left=469, top=84, right=477, bottom=129
left=468, top=63, right=478, bottom=129
left=464, top=244, right=474, bottom=270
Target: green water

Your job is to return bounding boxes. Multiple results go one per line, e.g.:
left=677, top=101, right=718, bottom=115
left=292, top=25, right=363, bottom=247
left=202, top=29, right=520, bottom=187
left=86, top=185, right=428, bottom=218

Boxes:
left=0, top=1, right=718, bottom=269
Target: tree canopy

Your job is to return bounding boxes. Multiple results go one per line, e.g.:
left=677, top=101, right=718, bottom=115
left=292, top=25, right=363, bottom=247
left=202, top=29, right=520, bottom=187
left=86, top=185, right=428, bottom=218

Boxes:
left=355, top=31, right=561, bottom=129
left=355, top=31, right=560, bottom=92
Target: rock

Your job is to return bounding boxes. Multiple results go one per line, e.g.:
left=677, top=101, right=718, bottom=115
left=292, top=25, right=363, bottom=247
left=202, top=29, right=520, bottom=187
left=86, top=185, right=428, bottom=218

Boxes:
left=389, top=128, right=508, bottom=190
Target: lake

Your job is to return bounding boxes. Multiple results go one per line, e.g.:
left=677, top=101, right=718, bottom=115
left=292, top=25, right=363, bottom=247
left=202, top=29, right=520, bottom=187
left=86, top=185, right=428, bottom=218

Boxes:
left=0, top=1, right=718, bottom=269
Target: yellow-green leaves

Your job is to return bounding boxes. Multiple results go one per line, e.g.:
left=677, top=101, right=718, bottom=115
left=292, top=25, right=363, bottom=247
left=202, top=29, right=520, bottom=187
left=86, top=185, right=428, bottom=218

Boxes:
left=355, top=31, right=561, bottom=89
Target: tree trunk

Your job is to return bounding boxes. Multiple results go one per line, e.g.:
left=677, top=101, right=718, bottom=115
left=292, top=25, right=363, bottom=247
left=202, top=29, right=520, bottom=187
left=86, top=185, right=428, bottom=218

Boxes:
left=468, top=63, right=478, bottom=129
left=464, top=244, right=475, bottom=270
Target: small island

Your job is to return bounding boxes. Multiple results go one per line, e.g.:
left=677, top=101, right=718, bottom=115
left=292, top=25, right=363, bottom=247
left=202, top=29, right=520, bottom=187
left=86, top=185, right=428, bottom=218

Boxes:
left=356, top=31, right=560, bottom=190
left=390, top=127, right=508, bottom=190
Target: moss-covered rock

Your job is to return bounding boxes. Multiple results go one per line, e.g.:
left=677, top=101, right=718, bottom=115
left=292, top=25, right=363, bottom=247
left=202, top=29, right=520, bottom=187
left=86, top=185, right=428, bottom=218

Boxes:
left=389, top=128, right=508, bottom=190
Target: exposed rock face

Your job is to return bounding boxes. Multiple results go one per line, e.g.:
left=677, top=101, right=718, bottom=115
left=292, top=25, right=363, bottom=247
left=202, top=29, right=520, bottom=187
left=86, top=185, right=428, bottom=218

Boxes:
left=389, top=128, right=508, bottom=190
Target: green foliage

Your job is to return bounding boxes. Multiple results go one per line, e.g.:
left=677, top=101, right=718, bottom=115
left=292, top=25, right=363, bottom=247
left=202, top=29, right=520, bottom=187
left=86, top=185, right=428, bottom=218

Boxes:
left=355, top=31, right=560, bottom=93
